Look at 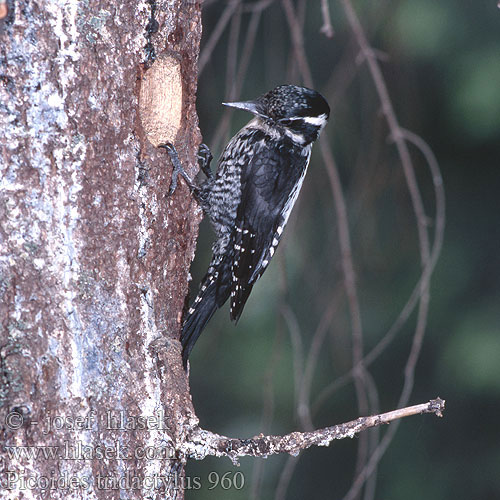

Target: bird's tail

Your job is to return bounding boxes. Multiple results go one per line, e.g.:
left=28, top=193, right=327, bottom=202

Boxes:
left=181, top=263, right=230, bottom=368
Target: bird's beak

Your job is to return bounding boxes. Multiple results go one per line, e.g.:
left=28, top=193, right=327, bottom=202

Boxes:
left=222, top=100, right=262, bottom=117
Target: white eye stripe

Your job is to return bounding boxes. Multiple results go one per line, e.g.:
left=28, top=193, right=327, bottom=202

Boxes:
left=286, top=113, right=328, bottom=126
left=301, top=113, right=328, bottom=126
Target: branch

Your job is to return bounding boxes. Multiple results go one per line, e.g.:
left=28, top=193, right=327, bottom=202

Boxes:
left=198, top=0, right=241, bottom=75
left=320, top=0, right=335, bottom=38
left=180, top=398, right=445, bottom=464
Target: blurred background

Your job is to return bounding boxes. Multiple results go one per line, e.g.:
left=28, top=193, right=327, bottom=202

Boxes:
left=185, top=1, right=500, bottom=499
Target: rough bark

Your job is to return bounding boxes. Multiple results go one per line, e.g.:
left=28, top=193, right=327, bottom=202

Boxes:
left=1, top=1, right=201, bottom=499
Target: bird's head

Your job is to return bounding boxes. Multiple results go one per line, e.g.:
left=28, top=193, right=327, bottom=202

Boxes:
left=223, top=85, right=330, bottom=146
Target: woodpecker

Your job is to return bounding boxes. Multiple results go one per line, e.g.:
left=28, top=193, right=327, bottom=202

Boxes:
left=163, top=85, right=330, bottom=367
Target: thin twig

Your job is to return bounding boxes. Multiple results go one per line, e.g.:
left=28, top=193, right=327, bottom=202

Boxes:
left=308, top=119, right=446, bottom=417
left=341, top=0, right=430, bottom=265
left=281, top=1, right=372, bottom=494
left=320, top=0, right=335, bottom=38
left=250, top=318, right=283, bottom=500
left=281, top=0, right=314, bottom=85
left=198, top=0, right=241, bottom=75
left=285, top=0, right=308, bottom=82
left=311, top=2, right=445, bottom=419
left=275, top=455, right=300, bottom=500
left=242, top=0, right=277, bottom=13
left=280, top=303, right=305, bottom=413
left=338, top=2, right=443, bottom=498
left=282, top=0, right=371, bottom=419
left=296, top=287, right=342, bottom=431
left=320, top=139, right=372, bottom=493
left=211, top=7, right=263, bottom=152
left=180, top=398, right=445, bottom=464
left=362, top=372, right=381, bottom=500
left=225, top=3, right=242, bottom=101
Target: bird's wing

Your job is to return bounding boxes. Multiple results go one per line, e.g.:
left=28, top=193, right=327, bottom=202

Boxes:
left=229, top=140, right=309, bottom=321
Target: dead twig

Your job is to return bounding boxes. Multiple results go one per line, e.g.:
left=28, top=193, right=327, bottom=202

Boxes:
left=180, top=398, right=445, bottom=464
left=198, top=0, right=241, bottom=75
left=320, top=0, right=335, bottom=38
left=337, top=2, right=445, bottom=498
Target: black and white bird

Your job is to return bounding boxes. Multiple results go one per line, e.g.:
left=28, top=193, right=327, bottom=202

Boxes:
left=163, top=84, right=330, bottom=367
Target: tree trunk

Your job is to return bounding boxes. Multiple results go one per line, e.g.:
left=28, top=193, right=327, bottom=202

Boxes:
left=1, top=1, right=201, bottom=498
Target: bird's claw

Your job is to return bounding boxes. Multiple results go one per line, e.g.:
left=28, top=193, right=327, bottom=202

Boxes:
left=159, top=142, right=191, bottom=197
